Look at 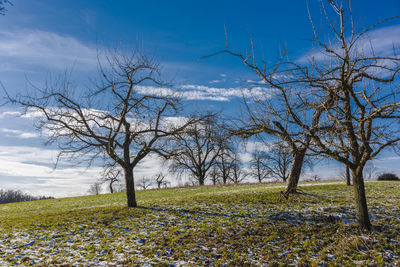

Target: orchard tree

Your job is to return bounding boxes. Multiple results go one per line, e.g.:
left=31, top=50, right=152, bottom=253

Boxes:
left=229, top=152, right=247, bottom=184
left=11, top=50, right=196, bottom=207
left=209, top=33, right=334, bottom=197
left=88, top=182, right=102, bottom=195
left=215, top=132, right=237, bottom=184
left=209, top=166, right=220, bottom=185
left=169, top=117, right=222, bottom=186
left=210, top=0, right=400, bottom=229
left=100, top=165, right=121, bottom=193
left=137, top=176, right=152, bottom=190
left=263, top=142, right=292, bottom=182
left=298, top=1, right=400, bottom=229
left=248, top=149, right=270, bottom=183
left=154, top=172, right=169, bottom=189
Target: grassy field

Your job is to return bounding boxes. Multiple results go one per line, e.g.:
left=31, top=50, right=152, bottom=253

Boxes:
left=0, top=181, right=399, bottom=266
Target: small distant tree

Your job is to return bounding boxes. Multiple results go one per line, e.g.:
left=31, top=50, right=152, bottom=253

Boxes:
left=311, top=174, right=320, bottom=182
left=363, top=162, right=378, bottom=181
left=264, top=142, right=293, bottom=182
left=115, top=183, right=126, bottom=192
left=88, top=182, right=102, bottom=195
left=154, top=172, right=169, bottom=189
left=215, top=132, right=237, bottom=184
left=137, top=176, right=152, bottom=190
left=248, top=149, right=269, bottom=183
left=229, top=153, right=247, bottom=184
left=100, top=165, right=121, bottom=193
left=169, top=117, right=222, bottom=186
left=209, top=166, right=220, bottom=185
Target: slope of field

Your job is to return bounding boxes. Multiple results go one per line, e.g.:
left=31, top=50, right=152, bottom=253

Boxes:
left=0, top=181, right=399, bottom=266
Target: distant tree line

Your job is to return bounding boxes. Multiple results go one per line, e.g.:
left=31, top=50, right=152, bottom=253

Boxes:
left=0, top=189, right=54, bottom=204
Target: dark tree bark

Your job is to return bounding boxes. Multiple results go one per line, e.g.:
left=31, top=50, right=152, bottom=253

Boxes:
left=345, top=165, right=351, bottom=186
left=285, top=147, right=307, bottom=195
left=124, top=167, right=137, bottom=207
left=352, top=168, right=371, bottom=230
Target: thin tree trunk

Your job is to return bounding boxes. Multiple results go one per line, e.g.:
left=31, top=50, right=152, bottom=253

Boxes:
left=124, top=167, right=137, bottom=207
left=345, top=165, right=351, bottom=186
left=284, top=148, right=306, bottom=195
left=109, top=183, right=114, bottom=194
left=351, top=168, right=371, bottom=230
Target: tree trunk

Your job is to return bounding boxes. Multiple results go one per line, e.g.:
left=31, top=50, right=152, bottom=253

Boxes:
left=345, top=165, right=351, bottom=186
left=351, top=168, right=371, bottom=230
left=124, top=167, right=137, bottom=207
left=109, top=183, right=114, bottom=194
left=284, top=148, right=306, bottom=195
left=222, top=171, right=228, bottom=184
left=199, top=176, right=205, bottom=186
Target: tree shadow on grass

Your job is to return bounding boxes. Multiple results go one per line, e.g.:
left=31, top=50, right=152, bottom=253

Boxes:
left=136, top=205, right=352, bottom=225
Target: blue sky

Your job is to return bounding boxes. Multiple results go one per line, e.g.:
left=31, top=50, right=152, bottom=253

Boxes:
left=0, top=0, right=400, bottom=197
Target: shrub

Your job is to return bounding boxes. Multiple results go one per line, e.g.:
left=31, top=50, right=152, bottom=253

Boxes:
left=377, top=173, right=399, bottom=181
left=0, top=189, right=54, bottom=204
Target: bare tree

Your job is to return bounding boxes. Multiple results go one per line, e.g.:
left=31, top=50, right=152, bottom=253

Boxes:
left=10, top=50, right=196, bottom=207
left=210, top=0, right=400, bottom=230
left=154, top=172, right=169, bottom=189
left=298, top=1, right=400, bottom=229
left=338, top=163, right=351, bottom=186
left=263, top=142, right=293, bottom=182
left=215, top=133, right=237, bottom=184
left=209, top=166, right=220, bottom=185
left=208, top=33, right=334, bottom=197
left=169, top=117, right=221, bottom=186
left=363, top=162, right=378, bottom=181
left=137, top=176, right=152, bottom=190
left=229, top=152, right=247, bottom=184
left=88, top=182, right=102, bottom=195
left=100, top=165, right=121, bottom=193
left=248, top=149, right=269, bottom=183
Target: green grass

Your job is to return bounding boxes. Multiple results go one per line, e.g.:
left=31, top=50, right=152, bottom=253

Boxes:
left=0, top=181, right=399, bottom=266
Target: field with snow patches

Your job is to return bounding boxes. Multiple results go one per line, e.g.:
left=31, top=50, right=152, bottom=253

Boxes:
left=0, top=181, right=399, bottom=266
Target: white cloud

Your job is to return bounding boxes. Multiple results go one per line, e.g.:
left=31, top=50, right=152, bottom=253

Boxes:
left=176, top=84, right=274, bottom=101
left=0, top=145, right=176, bottom=197
left=134, top=84, right=274, bottom=102
left=209, top=79, right=223, bottom=84
left=0, top=111, right=21, bottom=118
left=0, top=128, right=39, bottom=139
left=298, top=24, right=400, bottom=63
left=0, top=29, right=98, bottom=72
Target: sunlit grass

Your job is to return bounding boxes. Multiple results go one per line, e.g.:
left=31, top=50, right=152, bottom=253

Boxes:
left=0, top=180, right=399, bottom=265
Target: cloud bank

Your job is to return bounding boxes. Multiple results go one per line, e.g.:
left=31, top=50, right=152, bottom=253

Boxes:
left=0, top=29, right=98, bottom=72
